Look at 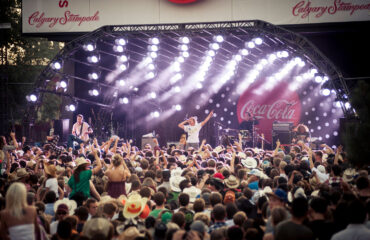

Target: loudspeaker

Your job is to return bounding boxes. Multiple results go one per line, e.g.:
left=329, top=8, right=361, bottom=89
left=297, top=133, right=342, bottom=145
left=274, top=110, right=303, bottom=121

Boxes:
left=142, top=137, right=156, bottom=150
left=272, top=131, right=292, bottom=148
left=54, top=119, right=70, bottom=142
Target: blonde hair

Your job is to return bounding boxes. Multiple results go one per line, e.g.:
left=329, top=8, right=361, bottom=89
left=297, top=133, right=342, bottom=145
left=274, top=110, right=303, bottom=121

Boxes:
left=6, top=182, right=28, bottom=219
left=112, top=154, right=123, bottom=167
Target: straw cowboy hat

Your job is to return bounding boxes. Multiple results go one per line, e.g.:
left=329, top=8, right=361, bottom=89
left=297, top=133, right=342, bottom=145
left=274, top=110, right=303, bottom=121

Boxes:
left=241, top=157, right=257, bottom=169
left=54, top=198, right=77, bottom=215
left=75, top=157, right=90, bottom=168
left=122, top=193, right=148, bottom=219
left=224, top=175, right=240, bottom=189
left=44, top=162, right=57, bottom=177
left=83, top=218, right=113, bottom=239
left=183, top=186, right=201, bottom=202
left=14, top=168, right=30, bottom=180
left=118, top=226, right=145, bottom=240
left=170, top=175, right=185, bottom=192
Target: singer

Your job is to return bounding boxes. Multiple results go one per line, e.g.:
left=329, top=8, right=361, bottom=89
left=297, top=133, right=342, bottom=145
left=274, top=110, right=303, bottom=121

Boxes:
left=178, top=110, right=214, bottom=149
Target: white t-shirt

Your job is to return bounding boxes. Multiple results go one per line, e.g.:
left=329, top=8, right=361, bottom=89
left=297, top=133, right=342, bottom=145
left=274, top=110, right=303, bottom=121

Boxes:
left=50, top=220, right=59, bottom=235
left=184, top=123, right=202, bottom=143
left=45, top=178, right=59, bottom=198
left=72, top=122, right=90, bottom=141
left=312, top=168, right=329, bottom=183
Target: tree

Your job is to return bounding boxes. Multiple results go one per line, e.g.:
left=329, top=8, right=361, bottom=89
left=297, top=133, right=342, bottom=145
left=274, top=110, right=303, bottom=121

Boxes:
left=343, top=80, right=370, bottom=166
left=0, top=0, right=63, bottom=130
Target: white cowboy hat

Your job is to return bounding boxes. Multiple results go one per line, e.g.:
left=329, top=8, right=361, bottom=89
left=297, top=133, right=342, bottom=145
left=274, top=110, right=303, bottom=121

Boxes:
left=122, top=193, right=148, bottom=219
left=54, top=198, right=77, bottom=215
left=183, top=186, right=201, bottom=202
left=241, top=157, right=257, bottom=169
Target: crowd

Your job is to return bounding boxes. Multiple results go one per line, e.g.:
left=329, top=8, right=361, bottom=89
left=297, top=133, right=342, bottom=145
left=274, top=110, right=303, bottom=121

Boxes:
left=0, top=131, right=369, bottom=240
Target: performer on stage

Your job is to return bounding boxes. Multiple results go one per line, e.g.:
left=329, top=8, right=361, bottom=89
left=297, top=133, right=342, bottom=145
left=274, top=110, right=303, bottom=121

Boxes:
left=67, top=114, right=93, bottom=150
left=239, top=112, right=258, bottom=132
left=178, top=110, right=214, bottom=150
left=292, top=123, right=310, bottom=143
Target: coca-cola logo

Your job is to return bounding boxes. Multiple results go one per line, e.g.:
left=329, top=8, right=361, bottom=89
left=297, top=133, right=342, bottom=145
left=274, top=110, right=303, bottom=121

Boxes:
left=237, top=81, right=301, bottom=142
left=292, top=0, right=370, bottom=19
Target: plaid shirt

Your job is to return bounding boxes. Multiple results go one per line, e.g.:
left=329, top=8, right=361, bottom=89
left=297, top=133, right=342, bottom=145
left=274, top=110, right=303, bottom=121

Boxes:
left=48, top=135, right=63, bottom=156
left=327, top=176, right=343, bottom=186
left=208, top=221, right=227, bottom=233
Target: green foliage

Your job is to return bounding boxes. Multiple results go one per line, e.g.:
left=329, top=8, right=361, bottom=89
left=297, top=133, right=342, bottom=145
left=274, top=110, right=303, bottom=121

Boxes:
left=0, top=0, right=63, bottom=123
left=343, top=80, right=370, bottom=166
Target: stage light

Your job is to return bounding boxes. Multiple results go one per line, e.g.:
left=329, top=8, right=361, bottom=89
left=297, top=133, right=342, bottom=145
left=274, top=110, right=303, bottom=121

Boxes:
left=182, top=51, right=189, bottom=58
left=268, top=54, right=277, bottom=62
left=296, top=76, right=303, bottom=81
left=51, top=61, right=62, bottom=70
left=205, top=109, right=209, bottom=114
left=234, top=54, right=242, bottom=61
left=113, top=45, right=124, bottom=52
left=325, top=122, right=329, bottom=127
left=254, top=38, right=263, bottom=45
left=119, top=63, right=127, bottom=71
left=224, top=108, right=228, bottom=112
left=180, top=36, right=190, bottom=44
left=152, top=111, right=160, bottom=118
left=325, top=134, right=330, bottom=139
left=145, top=72, right=155, bottom=80
left=333, top=131, right=338, bottom=136
left=207, top=50, right=215, bottom=57
left=315, top=76, right=323, bottom=83
left=310, top=68, right=318, bottom=74
left=149, top=37, right=160, bottom=45
left=150, top=92, right=157, bottom=99
left=60, top=80, right=67, bottom=88
left=333, top=101, right=341, bottom=108
left=83, top=43, right=95, bottom=51
left=119, top=97, right=129, bottom=104
left=133, top=87, right=139, bottom=92
left=303, top=73, right=311, bottom=79
left=119, top=55, right=128, bottom=62
left=294, top=57, right=302, bottom=64
left=170, top=73, right=182, bottom=84
left=344, top=102, right=351, bottom=109
left=195, top=105, right=200, bottom=110
left=113, top=91, right=118, bottom=98
left=27, top=94, right=37, bottom=102
left=246, top=41, right=255, bottom=48
left=89, top=89, right=99, bottom=96
left=196, top=82, right=203, bottom=89
left=65, top=104, right=76, bottom=112
left=174, top=86, right=181, bottom=92
left=214, top=35, right=224, bottom=43
left=323, top=76, right=329, bottom=82
left=119, top=79, right=126, bottom=86
left=87, top=54, right=100, bottom=63
left=210, top=43, right=220, bottom=50
left=260, top=59, right=268, bottom=65
left=240, top=49, right=249, bottom=56
left=88, top=71, right=100, bottom=80
left=148, top=45, right=159, bottom=52
left=256, top=64, right=263, bottom=70
left=281, top=51, right=289, bottom=58
left=149, top=52, right=158, bottom=59
left=115, top=38, right=127, bottom=46
left=148, top=63, right=155, bottom=70
left=175, top=104, right=182, bottom=111
left=176, top=56, right=185, bottom=63
left=179, top=44, right=189, bottom=51
left=298, top=61, right=305, bottom=67
left=321, top=88, right=331, bottom=96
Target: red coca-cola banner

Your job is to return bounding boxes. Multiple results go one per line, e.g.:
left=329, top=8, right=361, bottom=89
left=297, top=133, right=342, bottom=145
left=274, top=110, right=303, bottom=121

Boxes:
left=237, top=80, right=301, bottom=142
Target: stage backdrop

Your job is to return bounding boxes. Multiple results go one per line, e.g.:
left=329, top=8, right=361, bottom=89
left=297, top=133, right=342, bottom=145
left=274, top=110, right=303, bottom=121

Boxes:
left=22, top=0, right=370, bottom=33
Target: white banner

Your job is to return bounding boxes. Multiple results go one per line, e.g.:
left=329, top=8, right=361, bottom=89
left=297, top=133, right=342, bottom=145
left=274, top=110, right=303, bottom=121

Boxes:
left=22, top=0, right=370, bottom=33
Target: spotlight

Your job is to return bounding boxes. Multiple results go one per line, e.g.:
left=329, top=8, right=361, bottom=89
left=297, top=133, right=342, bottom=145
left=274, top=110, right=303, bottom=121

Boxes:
left=170, top=73, right=182, bottom=84
left=60, top=80, right=67, bottom=88
left=119, top=63, right=127, bottom=71
left=150, top=92, right=157, bottom=99
left=148, top=63, right=155, bottom=70
left=321, top=88, right=331, bottom=96
left=83, top=43, right=96, bottom=51
left=207, top=50, right=216, bottom=57
left=175, top=104, right=182, bottom=111
left=87, top=54, right=100, bottom=63
left=26, top=94, right=38, bottom=102
left=149, top=37, right=160, bottom=45
left=153, top=111, right=160, bottom=118
left=145, top=72, right=155, bottom=80
left=179, top=36, right=190, bottom=44
left=65, top=104, right=76, bottom=112
left=261, top=59, right=268, bottom=65
left=246, top=42, right=255, bottom=48
left=133, top=87, right=139, bottom=92
left=174, top=86, right=181, bottom=92
left=310, top=68, right=318, bottom=74
left=88, top=89, right=99, bottom=96
left=182, top=51, right=189, bottom=58
left=213, top=35, right=224, bottom=43
left=323, top=76, right=329, bottom=82
left=294, top=57, right=302, bottom=64
left=196, top=82, right=203, bottom=89
left=296, top=76, right=303, bottom=81
left=118, top=55, right=128, bottom=62
left=150, top=52, right=158, bottom=59
left=256, top=64, right=263, bottom=70
left=179, top=44, right=189, bottom=51
left=315, top=76, right=323, bottom=83
left=115, top=38, right=127, bottom=46
left=210, top=43, right=220, bottom=50
left=113, top=91, right=118, bottom=98
left=281, top=51, right=289, bottom=58
left=176, top=56, right=185, bottom=63
left=148, top=45, right=159, bottom=52
left=88, top=71, right=100, bottom=80
left=298, top=61, right=305, bottom=67
left=344, top=102, right=351, bottom=109
left=239, top=49, right=249, bottom=56
left=119, top=97, right=129, bottom=104
left=51, top=61, right=62, bottom=70
left=118, top=79, right=126, bottom=86
left=268, top=54, right=277, bottom=62
left=254, top=38, right=263, bottom=45
left=234, top=55, right=242, bottom=62
left=333, top=101, right=341, bottom=108
left=113, top=45, right=124, bottom=52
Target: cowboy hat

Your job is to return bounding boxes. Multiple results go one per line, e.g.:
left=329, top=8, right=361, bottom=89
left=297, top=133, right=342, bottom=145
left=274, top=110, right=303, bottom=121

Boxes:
left=14, top=168, right=29, bottom=180
left=118, top=226, right=145, bottom=240
left=122, top=193, right=148, bottom=219
left=75, top=157, right=90, bottom=168
left=83, top=218, right=113, bottom=239
left=170, top=175, right=185, bottom=192
left=54, top=198, right=77, bottom=215
left=241, top=157, right=257, bottom=169
left=224, top=175, right=240, bottom=189
left=183, top=186, right=201, bottom=202
left=44, top=162, right=57, bottom=177
left=343, top=168, right=357, bottom=183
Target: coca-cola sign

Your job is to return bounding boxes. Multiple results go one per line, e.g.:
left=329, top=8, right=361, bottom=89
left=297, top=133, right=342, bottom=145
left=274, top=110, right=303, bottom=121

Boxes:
left=292, top=0, right=370, bottom=19
left=237, top=80, right=301, bottom=141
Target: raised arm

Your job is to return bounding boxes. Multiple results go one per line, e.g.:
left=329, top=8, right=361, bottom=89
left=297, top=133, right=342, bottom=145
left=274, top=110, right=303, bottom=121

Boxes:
left=201, top=110, right=214, bottom=127
left=92, top=149, right=102, bottom=175
left=10, top=132, right=18, bottom=149
left=178, top=119, right=189, bottom=130
left=308, top=148, right=314, bottom=170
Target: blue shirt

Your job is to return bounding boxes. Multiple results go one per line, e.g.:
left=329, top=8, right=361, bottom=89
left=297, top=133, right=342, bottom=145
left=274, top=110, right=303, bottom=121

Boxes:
left=248, top=181, right=259, bottom=190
